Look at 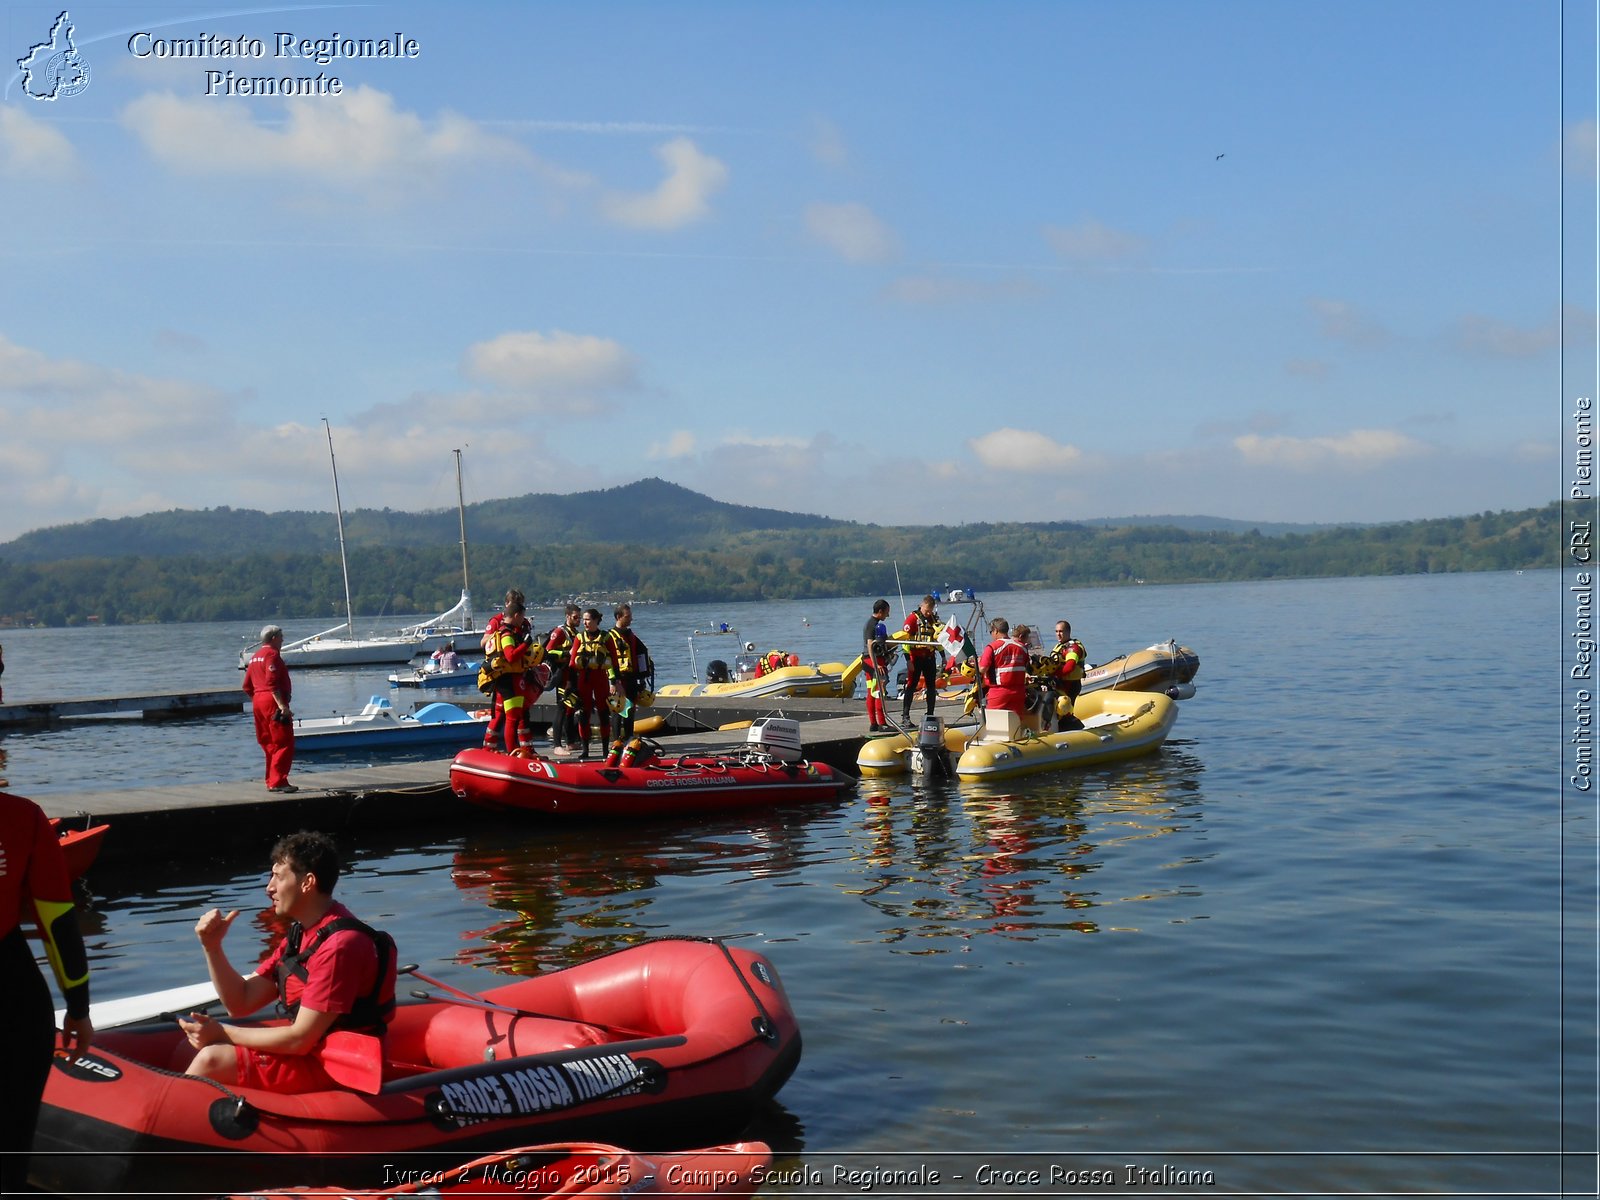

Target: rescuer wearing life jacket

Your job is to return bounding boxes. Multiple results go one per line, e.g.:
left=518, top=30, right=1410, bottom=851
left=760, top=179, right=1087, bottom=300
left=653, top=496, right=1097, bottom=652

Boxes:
left=180, top=831, right=397, bottom=1095
left=566, top=608, right=622, bottom=760
left=479, top=592, right=540, bottom=753
left=544, top=604, right=582, bottom=752
left=977, top=617, right=1030, bottom=716
left=1, top=790, right=92, bottom=1194
left=900, top=594, right=942, bottom=726
left=862, top=599, right=893, bottom=732
left=606, top=604, right=651, bottom=746
left=1051, top=620, right=1088, bottom=731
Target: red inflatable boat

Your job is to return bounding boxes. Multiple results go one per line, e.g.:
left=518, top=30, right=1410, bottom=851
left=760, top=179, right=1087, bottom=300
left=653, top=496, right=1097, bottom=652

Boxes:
left=223, top=1140, right=773, bottom=1199
left=450, top=720, right=852, bottom=818
left=32, top=938, right=800, bottom=1196
left=50, top=814, right=109, bottom=881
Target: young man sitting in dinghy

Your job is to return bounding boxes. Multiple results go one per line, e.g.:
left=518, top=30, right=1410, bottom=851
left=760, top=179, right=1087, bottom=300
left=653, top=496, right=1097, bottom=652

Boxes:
left=178, top=831, right=396, bottom=1093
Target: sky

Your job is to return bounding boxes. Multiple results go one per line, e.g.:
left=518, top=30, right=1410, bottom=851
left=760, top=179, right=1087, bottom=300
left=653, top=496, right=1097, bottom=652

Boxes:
left=0, top=0, right=1594, bottom=543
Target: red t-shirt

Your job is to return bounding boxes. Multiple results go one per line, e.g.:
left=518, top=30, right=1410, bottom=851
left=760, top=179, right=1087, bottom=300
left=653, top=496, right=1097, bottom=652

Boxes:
left=243, top=644, right=291, bottom=703
left=254, top=901, right=377, bottom=1018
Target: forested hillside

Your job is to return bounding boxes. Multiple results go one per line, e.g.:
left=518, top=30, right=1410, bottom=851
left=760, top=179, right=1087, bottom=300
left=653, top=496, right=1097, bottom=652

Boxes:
left=0, top=495, right=1559, bottom=627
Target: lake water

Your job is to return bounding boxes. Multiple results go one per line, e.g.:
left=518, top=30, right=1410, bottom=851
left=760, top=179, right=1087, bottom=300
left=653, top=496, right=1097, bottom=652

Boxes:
left=2, top=571, right=1592, bottom=1196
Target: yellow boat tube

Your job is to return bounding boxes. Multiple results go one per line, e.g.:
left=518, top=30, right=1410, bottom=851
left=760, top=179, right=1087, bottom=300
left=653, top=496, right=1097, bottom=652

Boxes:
left=856, top=689, right=1178, bottom=781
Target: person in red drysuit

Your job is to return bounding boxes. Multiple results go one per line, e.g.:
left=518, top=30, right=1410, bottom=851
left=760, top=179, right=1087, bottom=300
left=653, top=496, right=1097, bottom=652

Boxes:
left=243, top=624, right=296, bottom=792
left=0, top=790, right=92, bottom=1193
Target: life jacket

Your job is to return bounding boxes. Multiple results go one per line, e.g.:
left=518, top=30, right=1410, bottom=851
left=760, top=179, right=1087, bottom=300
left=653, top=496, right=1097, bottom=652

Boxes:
left=479, top=617, right=534, bottom=691
left=908, top=611, right=938, bottom=657
left=1053, top=639, right=1087, bottom=683
left=608, top=628, right=648, bottom=676
left=569, top=628, right=614, bottom=673
left=275, top=915, right=396, bottom=1036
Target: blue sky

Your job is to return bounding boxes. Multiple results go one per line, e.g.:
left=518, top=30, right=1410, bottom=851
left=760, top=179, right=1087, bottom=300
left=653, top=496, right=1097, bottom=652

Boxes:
left=0, top=0, right=1592, bottom=543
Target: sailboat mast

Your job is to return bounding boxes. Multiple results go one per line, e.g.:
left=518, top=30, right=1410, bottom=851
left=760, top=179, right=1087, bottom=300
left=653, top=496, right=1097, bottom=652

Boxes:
left=454, top=448, right=470, bottom=597
left=322, top=418, right=356, bottom=639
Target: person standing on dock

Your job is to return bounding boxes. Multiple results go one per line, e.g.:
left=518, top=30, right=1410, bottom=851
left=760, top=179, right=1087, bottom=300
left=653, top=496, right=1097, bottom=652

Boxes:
left=480, top=594, right=540, bottom=754
left=607, top=603, right=651, bottom=747
left=1, top=790, right=93, bottom=1194
left=243, top=625, right=296, bottom=793
left=544, top=604, right=583, bottom=752
left=863, top=600, right=893, bottom=732
left=565, top=609, right=623, bottom=759
left=900, top=595, right=942, bottom=726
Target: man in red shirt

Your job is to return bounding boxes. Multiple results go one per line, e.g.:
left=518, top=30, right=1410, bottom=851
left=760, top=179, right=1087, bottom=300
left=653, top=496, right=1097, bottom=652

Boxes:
left=243, top=624, right=295, bottom=792
left=179, top=831, right=395, bottom=1094
left=977, top=617, right=1030, bottom=716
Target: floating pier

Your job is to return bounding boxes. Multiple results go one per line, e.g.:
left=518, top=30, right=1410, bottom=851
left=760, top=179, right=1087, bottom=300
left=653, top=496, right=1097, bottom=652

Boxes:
left=0, top=689, right=244, bottom=727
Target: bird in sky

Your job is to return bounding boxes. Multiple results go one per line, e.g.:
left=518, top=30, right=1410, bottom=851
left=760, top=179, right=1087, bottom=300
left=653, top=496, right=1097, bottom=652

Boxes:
left=1215, top=152, right=1226, bottom=160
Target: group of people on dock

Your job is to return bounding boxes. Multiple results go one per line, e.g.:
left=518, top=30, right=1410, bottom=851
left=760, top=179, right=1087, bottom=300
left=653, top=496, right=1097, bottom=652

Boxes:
left=477, top=590, right=653, bottom=762
left=862, top=595, right=1088, bottom=733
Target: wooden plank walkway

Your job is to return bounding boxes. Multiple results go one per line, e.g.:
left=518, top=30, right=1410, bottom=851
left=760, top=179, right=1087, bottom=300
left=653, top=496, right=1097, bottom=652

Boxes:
left=0, top=689, right=243, bottom=727
left=34, top=699, right=966, bottom=865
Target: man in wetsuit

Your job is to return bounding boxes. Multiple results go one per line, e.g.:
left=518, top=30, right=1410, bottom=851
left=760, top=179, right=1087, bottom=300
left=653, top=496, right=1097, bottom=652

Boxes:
left=862, top=599, right=893, bottom=732
left=900, top=595, right=942, bottom=726
left=0, top=791, right=92, bottom=1193
left=179, top=831, right=396, bottom=1094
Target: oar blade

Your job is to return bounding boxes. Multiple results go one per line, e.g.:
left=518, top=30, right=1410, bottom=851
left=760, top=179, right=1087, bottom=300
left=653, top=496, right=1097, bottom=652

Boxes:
left=316, top=1030, right=384, bottom=1094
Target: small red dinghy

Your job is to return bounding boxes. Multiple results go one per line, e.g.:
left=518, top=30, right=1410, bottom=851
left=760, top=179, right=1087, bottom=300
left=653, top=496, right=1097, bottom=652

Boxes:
left=450, top=719, right=852, bottom=818
left=222, top=1139, right=773, bottom=1199
left=33, top=938, right=800, bottom=1197
left=49, top=815, right=109, bottom=881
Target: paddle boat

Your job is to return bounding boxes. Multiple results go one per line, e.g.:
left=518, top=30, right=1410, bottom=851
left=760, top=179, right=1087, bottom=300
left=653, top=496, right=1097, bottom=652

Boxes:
left=49, top=815, right=109, bottom=881
left=222, top=1139, right=773, bottom=1198
left=389, top=657, right=484, bottom=689
left=857, top=689, right=1179, bottom=782
left=294, top=696, right=490, bottom=751
left=33, top=937, right=801, bottom=1197
left=654, top=626, right=862, bottom=700
left=449, top=718, right=853, bottom=818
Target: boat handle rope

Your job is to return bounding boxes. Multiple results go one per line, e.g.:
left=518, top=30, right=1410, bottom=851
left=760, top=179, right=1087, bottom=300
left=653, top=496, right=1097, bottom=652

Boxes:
left=712, top=938, right=780, bottom=1044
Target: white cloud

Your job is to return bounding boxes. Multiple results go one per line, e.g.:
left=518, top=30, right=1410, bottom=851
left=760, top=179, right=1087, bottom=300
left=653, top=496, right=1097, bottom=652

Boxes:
left=463, top=330, right=637, bottom=394
left=804, top=201, right=898, bottom=263
left=1043, top=218, right=1147, bottom=263
left=884, top=274, right=1043, bottom=305
left=1233, top=429, right=1429, bottom=469
left=0, top=106, right=78, bottom=176
left=648, top=430, right=698, bottom=459
left=1309, top=297, right=1392, bottom=347
left=969, top=428, right=1083, bottom=473
left=120, top=85, right=530, bottom=183
left=1452, top=312, right=1558, bottom=358
left=600, top=137, right=728, bottom=229
left=1566, top=119, right=1597, bottom=181
left=810, top=117, right=848, bottom=169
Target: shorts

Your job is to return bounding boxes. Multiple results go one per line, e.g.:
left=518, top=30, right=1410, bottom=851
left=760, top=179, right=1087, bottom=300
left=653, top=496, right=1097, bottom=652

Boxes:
left=234, top=1044, right=337, bottom=1093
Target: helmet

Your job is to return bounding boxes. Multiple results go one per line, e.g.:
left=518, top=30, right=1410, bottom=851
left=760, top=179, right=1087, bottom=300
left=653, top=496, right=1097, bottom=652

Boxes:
left=1055, top=695, right=1073, bottom=718
left=637, top=688, right=655, bottom=708
left=608, top=692, right=629, bottom=714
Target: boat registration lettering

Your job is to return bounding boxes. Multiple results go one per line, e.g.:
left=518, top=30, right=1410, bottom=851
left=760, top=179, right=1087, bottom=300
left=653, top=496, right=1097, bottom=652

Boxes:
left=429, top=1053, right=646, bottom=1127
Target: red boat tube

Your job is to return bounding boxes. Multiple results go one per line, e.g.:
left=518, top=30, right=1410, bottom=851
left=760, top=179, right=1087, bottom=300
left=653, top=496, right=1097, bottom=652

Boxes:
left=449, top=745, right=853, bottom=818
left=32, top=938, right=800, bottom=1196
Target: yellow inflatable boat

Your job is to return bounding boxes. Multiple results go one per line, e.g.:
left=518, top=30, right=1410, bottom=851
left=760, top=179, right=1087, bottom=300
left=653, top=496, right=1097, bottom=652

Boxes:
left=856, top=689, right=1178, bottom=782
left=655, top=626, right=864, bottom=700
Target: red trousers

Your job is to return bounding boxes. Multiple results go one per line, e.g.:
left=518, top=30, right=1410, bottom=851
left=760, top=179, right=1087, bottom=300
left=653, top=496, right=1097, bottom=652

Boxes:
left=571, top=670, right=612, bottom=744
left=251, top=695, right=294, bottom=787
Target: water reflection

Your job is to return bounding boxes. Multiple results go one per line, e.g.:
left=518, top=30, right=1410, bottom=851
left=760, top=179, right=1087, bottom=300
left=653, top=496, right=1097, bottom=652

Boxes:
left=846, top=756, right=1208, bottom=944
left=447, top=807, right=835, bottom=973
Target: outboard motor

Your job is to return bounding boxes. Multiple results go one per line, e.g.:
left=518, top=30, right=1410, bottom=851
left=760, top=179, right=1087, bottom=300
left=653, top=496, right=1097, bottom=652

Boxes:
left=911, top=714, right=952, bottom=779
left=1166, top=682, right=1197, bottom=700
left=705, top=659, right=730, bottom=684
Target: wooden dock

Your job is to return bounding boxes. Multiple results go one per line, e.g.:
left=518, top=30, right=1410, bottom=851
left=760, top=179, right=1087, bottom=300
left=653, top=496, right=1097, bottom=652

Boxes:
left=35, top=697, right=967, bottom=866
left=0, top=689, right=243, bottom=727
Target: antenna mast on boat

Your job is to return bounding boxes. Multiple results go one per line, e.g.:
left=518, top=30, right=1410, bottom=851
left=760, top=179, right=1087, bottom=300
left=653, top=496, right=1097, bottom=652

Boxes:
left=322, top=417, right=357, bottom=639
left=454, top=447, right=473, bottom=628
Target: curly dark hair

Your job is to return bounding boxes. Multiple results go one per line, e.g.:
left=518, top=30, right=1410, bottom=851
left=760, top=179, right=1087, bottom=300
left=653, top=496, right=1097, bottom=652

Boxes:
left=270, top=830, right=342, bottom=894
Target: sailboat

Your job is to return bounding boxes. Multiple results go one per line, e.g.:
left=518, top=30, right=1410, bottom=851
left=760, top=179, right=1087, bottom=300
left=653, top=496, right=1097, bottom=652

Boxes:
left=391, top=447, right=479, bottom=655
left=239, top=422, right=428, bottom=669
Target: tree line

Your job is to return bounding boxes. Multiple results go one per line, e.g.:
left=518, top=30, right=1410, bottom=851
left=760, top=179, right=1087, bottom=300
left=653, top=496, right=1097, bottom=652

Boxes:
left=0, top=502, right=1559, bottom=627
